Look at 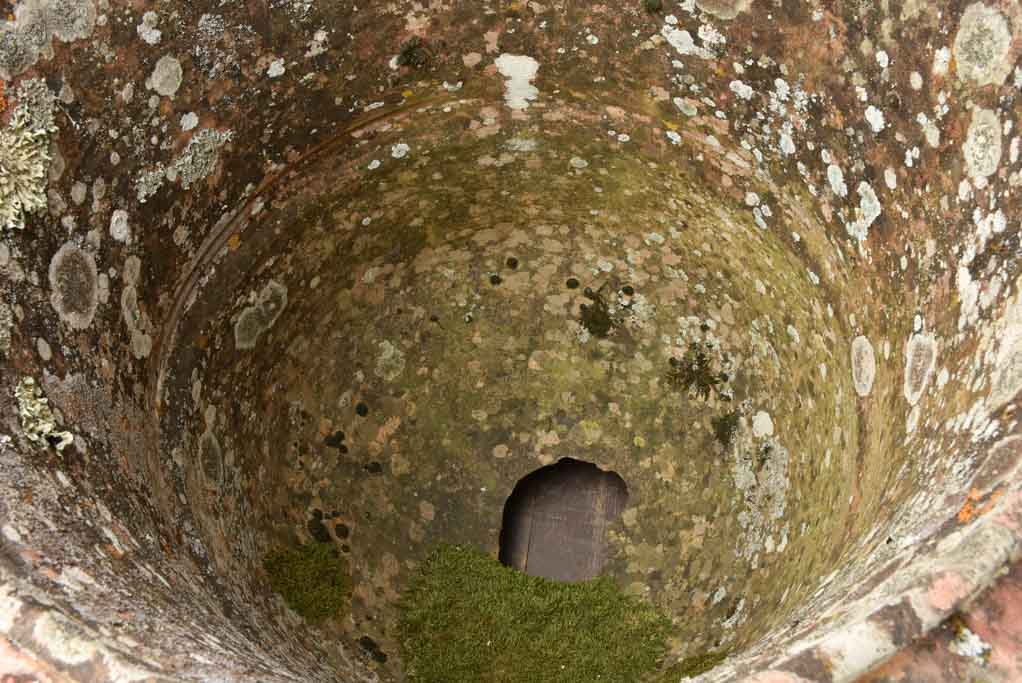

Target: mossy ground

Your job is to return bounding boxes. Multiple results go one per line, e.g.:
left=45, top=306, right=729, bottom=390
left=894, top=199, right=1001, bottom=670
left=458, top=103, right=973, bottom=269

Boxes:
left=263, top=543, right=351, bottom=623
left=398, top=545, right=672, bottom=683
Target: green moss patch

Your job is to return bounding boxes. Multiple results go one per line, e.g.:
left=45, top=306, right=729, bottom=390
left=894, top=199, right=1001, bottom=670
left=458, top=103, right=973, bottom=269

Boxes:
left=264, top=543, right=351, bottom=623
left=661, top=650, right=729, bottom=679
left=398, top=545, right=672, bottom=683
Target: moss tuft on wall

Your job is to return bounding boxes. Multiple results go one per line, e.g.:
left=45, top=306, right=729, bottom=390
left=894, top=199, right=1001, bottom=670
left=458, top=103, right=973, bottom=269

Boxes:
left=263, top=543, right=350, bottom=623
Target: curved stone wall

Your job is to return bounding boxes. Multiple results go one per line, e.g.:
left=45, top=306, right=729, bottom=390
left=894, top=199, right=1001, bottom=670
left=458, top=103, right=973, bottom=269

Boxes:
left=0, top=0, right=1020, bottom=681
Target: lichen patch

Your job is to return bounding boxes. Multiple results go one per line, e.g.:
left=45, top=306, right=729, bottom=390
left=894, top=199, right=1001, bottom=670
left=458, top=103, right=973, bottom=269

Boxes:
left=147, top=55, right=183, bottom=98
left=0, top=0, right=97, bottom=80
left=121, top=256, right=153, bottom=359
left=953, top=3, right=1014, bottom=87
left=494, top=54, right=540, bottom=110
left=375, top=340, right=407, bottom=382
left=0, top=302, right=12, bottom=357
left=109, top=209, right=131, bottom=243
left=14, top=377, right=74, bottom=450
left=986, top=276, right=1022, bottom=413
left=695, top=0, right=752, bottom=20
left=751, top=411, right=774, bottom=438
left=903, top=333, right=937, bottom=406
left=136, top=128, right=232, bottom=202
left=0, top=105, right=54, bottom=231
left=851, top=336, right=876, bottom=398
left=234, top=280, right=288, bottom=350
left=847, top=182, right=881, bottom=241
left=963, top=107, right=1002, bottom=179
left=48, top=242, right=99, bottom=330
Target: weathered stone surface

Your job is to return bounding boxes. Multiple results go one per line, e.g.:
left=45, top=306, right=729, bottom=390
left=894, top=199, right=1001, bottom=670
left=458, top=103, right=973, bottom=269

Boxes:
left=0, top=0, right=1019, bottom=682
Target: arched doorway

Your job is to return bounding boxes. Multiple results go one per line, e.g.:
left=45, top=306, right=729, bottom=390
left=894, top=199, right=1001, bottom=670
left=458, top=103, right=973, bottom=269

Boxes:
left=498, top=458, right=628, bottom=582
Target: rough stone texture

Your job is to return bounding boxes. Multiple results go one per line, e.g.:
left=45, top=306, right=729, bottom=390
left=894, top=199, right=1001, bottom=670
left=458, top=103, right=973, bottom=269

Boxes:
left=0, top=0, right=1019, bottom=682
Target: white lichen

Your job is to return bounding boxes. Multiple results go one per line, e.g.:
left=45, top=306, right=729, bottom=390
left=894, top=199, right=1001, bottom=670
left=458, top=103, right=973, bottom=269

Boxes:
left=827, top=164, right=848, bottom=197
left=146, top=55, right=183, bottom=98
left=864, top=105, right=885, bottom=133
left=752, top=411, right=774, bottom=437
left=494, top=54, right=540, bottom=110
left=121, top=256, right=152, bottom=359
left=137, top=128, right=233, bottom=202
left=949, top=624, right=991, bottom=661
left=267, top=58, right=286, bottom=78
left=903, top=332, right=937, bottom=406
left=916, top=112, right=941, bottom=148
left=884, top=167, right=897, bottom=189
left=729, top=80, right=754, bottom=100
left=15, top=377, right=74, bottom=451
left=234, top=280, right=288, bottom=350
left=661, top=25, right=714, bottom=60
left=953, top=3, right=1013, bottom=87
left=731, top=432, right=790, bottom=564
left=695, top=0, right=751, bottom=20
left=375, top=340, right=407, bottom=381
left=933, top=46, right=951, bottom=77
left=137, top=11, right=161, bottom=45
left=0, top=99, right=55, bottom=231
left=847, top=181, right=881, bottom=241
left=0, top=302, right=12, bottom=356
left=986, top=275, right=1022, bottom=414
left=16, top=78, right=57, bottom=132
left=851, top=335, right=876, bottom=397
left=779, top=131, right=796, bottom=156
left=0, top=0, right=97, bottom=80
left=963, top=107, right=1002, bottom=179
left=109, top=209, right=131, bottom=243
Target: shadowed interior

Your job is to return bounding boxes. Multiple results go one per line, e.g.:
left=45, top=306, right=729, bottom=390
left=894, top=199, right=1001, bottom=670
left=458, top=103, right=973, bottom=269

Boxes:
left=498, top=458, right=629, bottom=582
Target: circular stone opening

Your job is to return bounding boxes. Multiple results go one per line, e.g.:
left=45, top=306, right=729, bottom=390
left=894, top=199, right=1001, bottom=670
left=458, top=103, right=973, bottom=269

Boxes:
left=498, top=458, right=628, bottom=582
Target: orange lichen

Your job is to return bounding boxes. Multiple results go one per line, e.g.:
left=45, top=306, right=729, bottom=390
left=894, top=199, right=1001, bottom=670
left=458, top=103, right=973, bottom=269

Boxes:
left=958, top=488, right=1005, bottom=523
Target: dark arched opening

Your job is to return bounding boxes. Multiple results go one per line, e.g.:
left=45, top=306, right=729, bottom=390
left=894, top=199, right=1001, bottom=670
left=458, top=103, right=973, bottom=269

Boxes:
left=498, top=458, right=629, bottom=582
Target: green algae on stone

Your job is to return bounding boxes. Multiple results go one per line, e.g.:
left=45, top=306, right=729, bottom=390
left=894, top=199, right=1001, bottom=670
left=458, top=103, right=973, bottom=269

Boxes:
left=263, top=543, right=350, bottom=623
left=398, top=545, right=671, bottom=683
